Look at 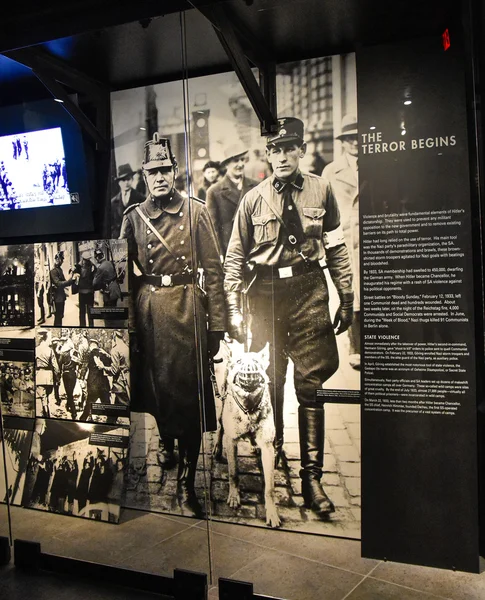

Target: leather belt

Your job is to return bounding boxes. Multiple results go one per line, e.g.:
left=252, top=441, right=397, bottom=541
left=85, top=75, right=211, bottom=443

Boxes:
left=257, top=258, right=327, bottom=280
left=141, top=273, right=192, bottom=287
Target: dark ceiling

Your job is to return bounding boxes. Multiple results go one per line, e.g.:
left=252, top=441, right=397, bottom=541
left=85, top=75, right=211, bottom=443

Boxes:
left=0, top=0, right=461, bottom=107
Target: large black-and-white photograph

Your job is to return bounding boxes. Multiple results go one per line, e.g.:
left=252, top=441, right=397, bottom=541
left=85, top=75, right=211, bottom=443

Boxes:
left=34, top=239, right=128, bottom=329
left=112, top=54, right=360, bottom=538
left=0, top=417, right=34, bottom=505
left=0, top=244, right=35, bottom=336
left=35, top=328, right=130, bottom=424
left=0, top=360, right=35, bottom=418
left=21, top=419, right=129, bottom=523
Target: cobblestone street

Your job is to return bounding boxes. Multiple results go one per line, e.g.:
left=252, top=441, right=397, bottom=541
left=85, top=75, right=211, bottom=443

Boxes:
left=126, top=332, right=361, bottom=539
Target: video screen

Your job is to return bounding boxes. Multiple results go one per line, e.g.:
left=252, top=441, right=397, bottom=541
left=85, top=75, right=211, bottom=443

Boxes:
left=0, top=127, right=72, bottom=211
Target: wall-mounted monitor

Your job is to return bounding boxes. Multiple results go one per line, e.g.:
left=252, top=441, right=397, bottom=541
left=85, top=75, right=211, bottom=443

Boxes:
left=0, top=98, right=95, bottom=240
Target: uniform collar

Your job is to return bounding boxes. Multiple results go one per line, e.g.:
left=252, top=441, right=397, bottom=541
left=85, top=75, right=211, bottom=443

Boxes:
left=142, top=190, right=184, bottom=218
left=272, top=171, right=304, bottom=194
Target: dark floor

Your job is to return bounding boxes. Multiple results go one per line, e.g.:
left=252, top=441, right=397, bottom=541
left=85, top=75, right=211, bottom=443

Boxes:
left=1, top=505, right=485, bottom=600
left=0, top=565, right=169, bottom=600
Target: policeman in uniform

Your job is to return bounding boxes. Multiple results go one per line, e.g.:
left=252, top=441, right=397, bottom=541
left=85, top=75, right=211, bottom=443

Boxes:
left=224, top=118, right=353, bottom=517
left=49, top=251, right=76, bottom=327
left=120, top=133, right=226, bottom=517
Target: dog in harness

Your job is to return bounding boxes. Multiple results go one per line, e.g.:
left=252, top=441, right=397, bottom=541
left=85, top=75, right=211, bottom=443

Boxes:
left=219, top=345, right=281, bottom=528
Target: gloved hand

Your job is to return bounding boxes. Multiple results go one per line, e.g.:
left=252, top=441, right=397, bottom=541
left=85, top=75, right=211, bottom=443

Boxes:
left=333, top=291, right=354, bottom=335
left=225, top=291, right=246, bottom=344
left=207, top=331, right=224, bottom=359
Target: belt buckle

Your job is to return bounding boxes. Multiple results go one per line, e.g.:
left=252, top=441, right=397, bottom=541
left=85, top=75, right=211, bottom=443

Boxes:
left=278, top=266, right=293, bottom=279
left=161, top=274, right=173, bottom=287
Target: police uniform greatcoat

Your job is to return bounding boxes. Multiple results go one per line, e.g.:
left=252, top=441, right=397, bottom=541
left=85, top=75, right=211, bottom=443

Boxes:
left=120, top=191, right=226, bottom=438
left=111, top=188, right=145, bottom=239
left=206, top=174, right=258, bottom=257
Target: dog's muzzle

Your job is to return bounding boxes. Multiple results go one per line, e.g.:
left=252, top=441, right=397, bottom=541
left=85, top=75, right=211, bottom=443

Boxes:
left=234, top=357, right=265, bottom=392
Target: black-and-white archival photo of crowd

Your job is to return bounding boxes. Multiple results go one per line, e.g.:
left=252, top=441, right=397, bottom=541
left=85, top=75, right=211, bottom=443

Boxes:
left=21, top=419, right=129, bottom=523
left=0, top=417, right=33, bottom=506
left=34, top=239, right=128, bottom=329
left=35, top=328, right=130, bottom=424
left=0, top=244, right=34, bottom=335
left=112, top=54, right=361, bottom=538
left=0, top=360, right=35, bottom=418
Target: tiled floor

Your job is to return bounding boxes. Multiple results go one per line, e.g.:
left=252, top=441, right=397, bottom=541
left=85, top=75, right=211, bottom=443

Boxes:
left=1, top=505, right=485, bottom=599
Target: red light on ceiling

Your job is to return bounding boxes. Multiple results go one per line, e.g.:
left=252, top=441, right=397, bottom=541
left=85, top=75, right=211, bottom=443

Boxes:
left=442, top=29, right=450, bottom=51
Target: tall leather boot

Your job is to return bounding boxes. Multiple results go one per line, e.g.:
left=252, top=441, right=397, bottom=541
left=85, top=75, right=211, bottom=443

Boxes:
left=176, top=435, right=203, bottom=518
left=299, top=406, right=335, bottom=517
left=274, top=399, right=285, bottom=467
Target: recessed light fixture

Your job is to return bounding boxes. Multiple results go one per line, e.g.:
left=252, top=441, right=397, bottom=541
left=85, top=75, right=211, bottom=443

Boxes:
left=370, top=126, right=376, bottom=130
left=404, top=100, right=412, bottom=106
left=140, top=127, right=146, bottom=131
left=54, top=98, right=64, bottom=103
left=401, top=129, right=406, bottom=135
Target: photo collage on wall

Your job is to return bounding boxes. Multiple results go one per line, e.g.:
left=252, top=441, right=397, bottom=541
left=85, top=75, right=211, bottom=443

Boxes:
left=112, top=54, right=361, bottom=537
left=0, top=239, right=130, bottom=523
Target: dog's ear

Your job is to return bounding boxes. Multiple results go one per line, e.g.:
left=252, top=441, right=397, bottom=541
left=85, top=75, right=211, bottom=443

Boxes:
left=256, top=343, right=270, bottom=371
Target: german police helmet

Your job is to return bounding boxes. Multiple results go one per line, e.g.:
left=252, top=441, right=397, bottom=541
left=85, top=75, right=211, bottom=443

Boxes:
left=142, top=133, right=177, bottom=171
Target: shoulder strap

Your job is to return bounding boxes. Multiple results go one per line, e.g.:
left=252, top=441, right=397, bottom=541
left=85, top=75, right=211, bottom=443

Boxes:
left=258, top=184, right=322, bottom=270
left=134, top=206, right=191, bottom=272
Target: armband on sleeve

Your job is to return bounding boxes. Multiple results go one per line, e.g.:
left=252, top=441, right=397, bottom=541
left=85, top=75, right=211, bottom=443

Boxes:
left=324, top=225, right=345, bottom=249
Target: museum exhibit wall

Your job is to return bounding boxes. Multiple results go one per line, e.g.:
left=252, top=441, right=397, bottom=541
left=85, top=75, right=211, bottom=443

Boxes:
left=111, top=51, right=361, bottom=540
left=0, top=21, right=481, bottom=581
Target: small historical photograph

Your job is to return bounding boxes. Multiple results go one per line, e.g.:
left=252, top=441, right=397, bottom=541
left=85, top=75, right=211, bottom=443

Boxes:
left=35, top=328, right=130, bottom=424
left=21, top=419, right=129, bottom=523
left=0, top=244, right=35, bottom=336
left=0, top=417, right=34, bottom=505
left=0, top=360, right=35, bottom=418
left=34, top=239, right=128, bottom=329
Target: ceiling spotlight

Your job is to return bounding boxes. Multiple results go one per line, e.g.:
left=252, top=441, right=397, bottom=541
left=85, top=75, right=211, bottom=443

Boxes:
left=140, top=127, right=146, bottom=131
left=54, top=98, right=64, bottom=103
left=401, top=129, right=406, bottom=135
left=370, top=126, right=376, bottom=130
left=404, top=100, right=412, bottom=106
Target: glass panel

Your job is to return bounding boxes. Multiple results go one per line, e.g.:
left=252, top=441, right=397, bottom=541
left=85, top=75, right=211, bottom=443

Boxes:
left=184, top=8, right=362, bottom=597
left=8, top=11, right=212, bottom=581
